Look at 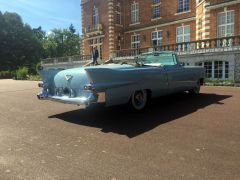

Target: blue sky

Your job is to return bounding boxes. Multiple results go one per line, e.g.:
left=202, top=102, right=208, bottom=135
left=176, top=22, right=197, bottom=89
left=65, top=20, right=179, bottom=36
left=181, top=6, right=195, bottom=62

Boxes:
left=0, top=0, right=82, bottom=34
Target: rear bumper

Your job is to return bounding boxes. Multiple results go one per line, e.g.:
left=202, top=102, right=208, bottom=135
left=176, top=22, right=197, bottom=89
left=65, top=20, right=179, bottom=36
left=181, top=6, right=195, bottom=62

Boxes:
left=37, top=91, right=105, bottom=106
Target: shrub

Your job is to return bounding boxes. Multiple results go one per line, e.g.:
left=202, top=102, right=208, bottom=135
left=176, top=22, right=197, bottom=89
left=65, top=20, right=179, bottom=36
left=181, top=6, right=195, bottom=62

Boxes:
left=16, top=67, right=28, bottom=80
left=0, top=70, right=14, bottom=79
left=204, top=79, right=235, bottom=86
left=36, top=62, right=43, bottom=71
left=27, top=75, right=42, bottom=81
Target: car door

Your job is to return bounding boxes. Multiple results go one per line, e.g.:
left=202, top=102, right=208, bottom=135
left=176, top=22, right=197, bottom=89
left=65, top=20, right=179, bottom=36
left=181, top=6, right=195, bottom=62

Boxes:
left=164, top=64, right=188, bottom=93
left=139, top=66, right=169, bottom=97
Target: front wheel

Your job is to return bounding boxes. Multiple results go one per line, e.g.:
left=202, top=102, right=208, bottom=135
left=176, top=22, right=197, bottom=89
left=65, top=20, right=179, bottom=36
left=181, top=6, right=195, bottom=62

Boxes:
left=129, top=90, right=148, bottom=111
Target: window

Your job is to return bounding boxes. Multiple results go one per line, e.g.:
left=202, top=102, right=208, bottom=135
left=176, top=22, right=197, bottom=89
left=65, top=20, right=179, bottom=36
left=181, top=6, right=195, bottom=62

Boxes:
left=131, top=34, right=140, bottom=55
left=198, top=18, right=203, bottom=40
left=153, top=0, right=160, bottom=3
left=116, top=3, right=122, bottom=25
left=131, top=35, right=140, bottom=49
left=214, top=61, right=223, bottom=79
left=178, top=0, right=190, bottom=13
left=152, top=31, right=163, bottom=47
left=138, top=53, right=177, bottom=66
left=89, top=38, right=103, bottom=60
left=131, top=2, right=139, bottom=24
left=197, top=61, right=229, bottom=79
left=93, top=6, right=99, bottom=26
left=218, top=11, right=234, bottom=37
left=153, top=0, right=160, bottom=18
left=176, top=25, right=190, bottom=43
left=225, top=61, right=229, bottom=79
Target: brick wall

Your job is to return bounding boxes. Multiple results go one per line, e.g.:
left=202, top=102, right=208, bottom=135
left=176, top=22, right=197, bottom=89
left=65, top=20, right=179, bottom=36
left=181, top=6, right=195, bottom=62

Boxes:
left=124, top=21, right=196, bottom=49
left=82, top=0, right=109, bottom=60
left=208, top=4, right=240, bottom=38
left=81, top=0, right=240, bottom=60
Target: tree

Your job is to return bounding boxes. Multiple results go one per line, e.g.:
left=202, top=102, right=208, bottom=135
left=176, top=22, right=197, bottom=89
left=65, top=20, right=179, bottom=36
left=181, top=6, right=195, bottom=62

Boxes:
left=43, top=25, right=80, bottom=58
left=0, top=11, right=43, bottom=72
left=33, top=26, right=46, bottom=41
left=0, top=12, right=81, bottom=73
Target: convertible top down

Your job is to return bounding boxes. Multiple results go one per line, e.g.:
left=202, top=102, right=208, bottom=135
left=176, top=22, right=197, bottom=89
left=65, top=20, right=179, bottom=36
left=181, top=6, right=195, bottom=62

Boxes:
left=37, top=51, right=205, bottom=110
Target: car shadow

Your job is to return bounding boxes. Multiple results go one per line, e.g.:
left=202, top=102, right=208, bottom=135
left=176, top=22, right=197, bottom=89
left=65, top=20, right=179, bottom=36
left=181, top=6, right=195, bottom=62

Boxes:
left=49, top=93, right=231, bottom=138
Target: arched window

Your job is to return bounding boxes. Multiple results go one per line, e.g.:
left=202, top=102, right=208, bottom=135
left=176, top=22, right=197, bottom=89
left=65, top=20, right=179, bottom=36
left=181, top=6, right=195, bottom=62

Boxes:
left=93, top=6, right=99, bottom=26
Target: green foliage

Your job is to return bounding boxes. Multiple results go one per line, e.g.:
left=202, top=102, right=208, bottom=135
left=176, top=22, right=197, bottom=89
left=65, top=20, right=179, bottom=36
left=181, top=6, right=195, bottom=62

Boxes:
left=0, top=11, right=44, bottom=72
left=0, top=11, right=81, bottom=73
left=16, top=67, right=28, bottom=80
left=205, top=79, right=235, bottom=86
left=0, top=70, right=15, bottom=79
left=27, top=75, right=42, bottom=81
left=43, top=26, right=80, bottom=58
left=36, top=62, right=43, bottom=71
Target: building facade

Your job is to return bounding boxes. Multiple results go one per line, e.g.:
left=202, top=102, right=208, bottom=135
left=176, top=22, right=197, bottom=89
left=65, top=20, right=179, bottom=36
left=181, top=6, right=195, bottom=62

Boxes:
left=81, top=0, right=240, bottom=80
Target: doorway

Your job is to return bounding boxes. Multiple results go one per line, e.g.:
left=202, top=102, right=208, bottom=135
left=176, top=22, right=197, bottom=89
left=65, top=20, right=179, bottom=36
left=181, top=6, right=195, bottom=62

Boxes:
left=89, top=38, right=103, bottom=60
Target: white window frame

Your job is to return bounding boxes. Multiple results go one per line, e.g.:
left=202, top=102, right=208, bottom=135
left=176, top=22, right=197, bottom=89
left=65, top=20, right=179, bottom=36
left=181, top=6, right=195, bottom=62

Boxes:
left=131, top=34, right=140, bottom=49
left=153, top=0, right=160, bottom=4
left=131, top=2, right=139, bottom=24
left=152, top=0, right=161, bottom=19
left=152, top=31, right=163, bottom=46
left=197, top=61, right=229, bottom=80
left=178, top=0, right=190, bottom=13
left=176, top=25, right=190, bottom=43
left=218, top=10, right=235, bottom=38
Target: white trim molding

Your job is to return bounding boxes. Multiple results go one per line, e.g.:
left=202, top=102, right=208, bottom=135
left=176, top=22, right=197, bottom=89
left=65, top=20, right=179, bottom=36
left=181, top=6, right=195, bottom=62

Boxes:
left=125, top=17, right=195, bottom=34
left=206, top=0, right=240, bottom=10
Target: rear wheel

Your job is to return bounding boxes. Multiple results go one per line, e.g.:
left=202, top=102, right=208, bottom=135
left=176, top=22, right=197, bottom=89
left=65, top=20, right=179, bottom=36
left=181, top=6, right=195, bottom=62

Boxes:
left=189, top=80, right=200, bottom=95
left=129, top=90, right=148, bottom=111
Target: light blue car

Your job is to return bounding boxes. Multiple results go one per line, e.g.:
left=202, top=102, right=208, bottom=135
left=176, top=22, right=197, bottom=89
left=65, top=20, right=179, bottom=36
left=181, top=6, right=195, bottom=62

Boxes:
left=37, top=51, right=205, bottom=111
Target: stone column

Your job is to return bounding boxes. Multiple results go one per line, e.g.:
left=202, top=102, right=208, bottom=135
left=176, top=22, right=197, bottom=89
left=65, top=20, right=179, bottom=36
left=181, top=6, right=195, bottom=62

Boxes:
left=108, top=0, right=115, bottom=59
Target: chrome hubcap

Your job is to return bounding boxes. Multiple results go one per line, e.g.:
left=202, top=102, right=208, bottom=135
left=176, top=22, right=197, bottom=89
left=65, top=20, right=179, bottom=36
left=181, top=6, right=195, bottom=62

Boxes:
left=132, top=90, right=147, bottom=110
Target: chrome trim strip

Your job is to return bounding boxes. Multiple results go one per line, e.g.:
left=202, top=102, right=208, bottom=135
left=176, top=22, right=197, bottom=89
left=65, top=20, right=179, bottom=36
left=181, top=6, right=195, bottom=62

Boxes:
left=37, top=91, right=106, bottom=106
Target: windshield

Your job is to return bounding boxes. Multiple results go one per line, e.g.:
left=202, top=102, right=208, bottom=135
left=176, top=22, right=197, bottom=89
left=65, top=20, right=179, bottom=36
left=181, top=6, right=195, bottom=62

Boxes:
left=137, top=53, right=178, bottom=66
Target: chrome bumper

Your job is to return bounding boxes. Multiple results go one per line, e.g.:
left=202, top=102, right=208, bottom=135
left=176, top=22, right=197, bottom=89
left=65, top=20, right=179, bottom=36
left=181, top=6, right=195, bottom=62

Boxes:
left=37, top=91, right=105, bottom=106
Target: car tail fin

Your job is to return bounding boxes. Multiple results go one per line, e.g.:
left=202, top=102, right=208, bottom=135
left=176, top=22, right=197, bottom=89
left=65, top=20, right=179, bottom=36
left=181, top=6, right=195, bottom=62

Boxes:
left=38, top=68, right=64, bottom=82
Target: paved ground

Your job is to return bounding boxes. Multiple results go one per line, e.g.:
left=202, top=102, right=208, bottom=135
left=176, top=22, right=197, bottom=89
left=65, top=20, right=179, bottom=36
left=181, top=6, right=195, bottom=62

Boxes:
left=0, top=79, right=240, bottom=180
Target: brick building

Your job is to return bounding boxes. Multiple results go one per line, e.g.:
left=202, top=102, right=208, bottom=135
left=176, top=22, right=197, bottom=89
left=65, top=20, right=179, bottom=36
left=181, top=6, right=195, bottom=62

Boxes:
left=81, top=0, right=240, bottom=61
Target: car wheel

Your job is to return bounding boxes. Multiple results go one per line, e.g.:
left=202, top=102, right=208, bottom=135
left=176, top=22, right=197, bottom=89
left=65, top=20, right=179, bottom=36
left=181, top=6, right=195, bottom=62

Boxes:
left=189, top=80, right=200, bottom=95
left=130, top=90, right=148, bottom=111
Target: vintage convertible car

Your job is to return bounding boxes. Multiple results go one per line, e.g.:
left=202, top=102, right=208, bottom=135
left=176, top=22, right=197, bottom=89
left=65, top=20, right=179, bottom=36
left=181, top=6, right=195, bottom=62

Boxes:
left=37, top=51, right=205, bottom=110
